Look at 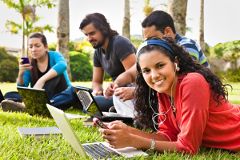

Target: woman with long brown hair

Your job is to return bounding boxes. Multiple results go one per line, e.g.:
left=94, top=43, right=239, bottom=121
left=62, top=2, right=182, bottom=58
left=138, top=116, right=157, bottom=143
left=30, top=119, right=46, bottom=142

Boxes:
left=98, top=37, right=240, bottom=154
left=1, top=32, right=71, bottom=112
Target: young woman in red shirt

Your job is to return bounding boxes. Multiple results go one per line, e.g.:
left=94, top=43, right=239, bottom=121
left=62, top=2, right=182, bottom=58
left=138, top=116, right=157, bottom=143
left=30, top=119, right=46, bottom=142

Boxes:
left=98, top=36, right=240, bottom=154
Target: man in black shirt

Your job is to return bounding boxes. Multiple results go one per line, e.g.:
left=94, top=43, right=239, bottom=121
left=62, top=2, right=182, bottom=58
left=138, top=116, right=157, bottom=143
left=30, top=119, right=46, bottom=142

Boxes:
left=79, top=13, right=136, bottom=112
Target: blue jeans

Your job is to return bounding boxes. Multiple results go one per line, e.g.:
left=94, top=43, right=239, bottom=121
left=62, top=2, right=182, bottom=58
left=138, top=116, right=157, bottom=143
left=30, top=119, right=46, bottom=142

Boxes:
left=51, top=86, right=113, bottom=112
left=3, top=74, right=68, bottom=103
left=51, top=86, right=78, bottom=110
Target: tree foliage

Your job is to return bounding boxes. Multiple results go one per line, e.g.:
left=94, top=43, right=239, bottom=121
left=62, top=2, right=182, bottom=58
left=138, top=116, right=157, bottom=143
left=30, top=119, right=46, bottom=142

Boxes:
left=69, top=41, right=75, bottom=51
left=216, top=69, right=240, bottom=82
left=48, top=41, right=94, bottom=82
left=143, top=0, right=154, bottom=18
left=205, top=43, right=210, bottom=57
left=210, top=40, right=240, bottom=62
left=0, top=47, right=19, bottom=82
left=131, top=36, right=144, bottom=50
left=3, top=0, right=56, bottom=36
left=48, top=42, right=57, bottom=51
left=74, top=39, right=94, bottom=58
left=49, top=40, right=93, bottom=58
left=5, top=17, right=54, bottom=36
left=69, top=51, right=93, bottom=82
left=1, top=0, right=56, bottom=56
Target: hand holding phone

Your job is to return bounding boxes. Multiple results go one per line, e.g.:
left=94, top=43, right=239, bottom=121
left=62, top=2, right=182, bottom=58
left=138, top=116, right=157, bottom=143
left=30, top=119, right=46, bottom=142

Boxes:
left=21, top=57, right=30, bottom=64
left=93, top=117, right=109, bottom=129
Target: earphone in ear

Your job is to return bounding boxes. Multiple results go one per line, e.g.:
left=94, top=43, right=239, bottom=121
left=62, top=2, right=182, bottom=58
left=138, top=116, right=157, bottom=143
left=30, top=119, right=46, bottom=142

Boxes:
left=175, top=63, right=180, bottom=72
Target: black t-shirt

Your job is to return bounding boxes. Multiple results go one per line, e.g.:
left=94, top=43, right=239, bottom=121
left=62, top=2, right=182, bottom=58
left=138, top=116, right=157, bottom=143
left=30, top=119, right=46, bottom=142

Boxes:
left=93, top=35, right=136, bottom=81
left=37, top=59, right=50, bottom=78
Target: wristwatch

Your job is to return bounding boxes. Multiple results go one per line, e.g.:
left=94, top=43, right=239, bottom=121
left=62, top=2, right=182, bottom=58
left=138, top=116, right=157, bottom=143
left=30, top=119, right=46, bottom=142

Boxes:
left=147, top=138, right=155, bottom=152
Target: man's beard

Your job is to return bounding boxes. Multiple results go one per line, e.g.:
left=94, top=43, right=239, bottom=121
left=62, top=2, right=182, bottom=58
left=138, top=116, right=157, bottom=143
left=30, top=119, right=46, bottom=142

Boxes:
left=91, top=35, right=106, bottom=49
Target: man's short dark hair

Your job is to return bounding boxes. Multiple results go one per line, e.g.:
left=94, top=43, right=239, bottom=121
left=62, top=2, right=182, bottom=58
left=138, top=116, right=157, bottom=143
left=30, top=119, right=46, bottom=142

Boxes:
left=79, top=13, right=118, bottom=37
left=142, top=10, right=176, bottom=34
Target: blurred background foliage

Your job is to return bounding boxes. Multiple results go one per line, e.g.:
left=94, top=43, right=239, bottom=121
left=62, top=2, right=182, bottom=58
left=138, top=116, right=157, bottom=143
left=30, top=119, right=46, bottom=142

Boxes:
left=69, top=51, right=93, bottom=82
left=210, top=40, right=240, bottom=62
left=1, top=38, right=240, bottom=83
left=209, top=40, right=240, bottom=82
left=0, top=47, right=19, bottom=82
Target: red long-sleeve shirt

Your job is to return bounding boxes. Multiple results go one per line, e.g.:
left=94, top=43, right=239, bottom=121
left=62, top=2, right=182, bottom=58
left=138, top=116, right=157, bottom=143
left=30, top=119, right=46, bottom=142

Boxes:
left=157, top=73, right=240, bottom=154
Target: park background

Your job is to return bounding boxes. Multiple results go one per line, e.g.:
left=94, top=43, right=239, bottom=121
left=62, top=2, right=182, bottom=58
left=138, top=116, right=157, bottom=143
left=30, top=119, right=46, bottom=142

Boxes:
left=0, top=0, right=240, bottom=159
left=1, top=0, right=240, bottom=83
left=1, top=0, right=240, bottom=47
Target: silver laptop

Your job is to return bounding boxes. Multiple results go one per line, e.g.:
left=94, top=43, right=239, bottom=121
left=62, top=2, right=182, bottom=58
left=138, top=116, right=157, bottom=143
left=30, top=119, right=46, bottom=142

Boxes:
left=73, top=87, right=133, bottom=123
left=46, top=104, right=147, bottom=159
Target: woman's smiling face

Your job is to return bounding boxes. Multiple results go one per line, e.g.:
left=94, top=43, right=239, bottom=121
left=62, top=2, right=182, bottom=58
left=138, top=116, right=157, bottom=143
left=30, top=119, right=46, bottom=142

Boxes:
left=138, top=50, right=177, bottom=96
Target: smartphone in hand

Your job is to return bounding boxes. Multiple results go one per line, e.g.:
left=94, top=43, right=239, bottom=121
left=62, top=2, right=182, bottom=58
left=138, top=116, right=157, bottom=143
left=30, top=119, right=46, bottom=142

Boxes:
left=93, top=117, right=109, bottom=129
left=21, top=57, right=30, bottom=64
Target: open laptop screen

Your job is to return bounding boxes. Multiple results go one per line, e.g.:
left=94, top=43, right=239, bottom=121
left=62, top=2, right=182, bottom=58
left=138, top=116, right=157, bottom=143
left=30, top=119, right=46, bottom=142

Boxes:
left=0, top=90, right=4, bottom=102
left=74, top=87, right=103, bottom=118
left=17, top=87, right=51, bottom=117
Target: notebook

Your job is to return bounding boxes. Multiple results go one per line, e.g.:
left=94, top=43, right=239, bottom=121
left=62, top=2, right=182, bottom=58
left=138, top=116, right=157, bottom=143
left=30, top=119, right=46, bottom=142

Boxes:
left=73, top=86, right=133, bottom=122
left=18, top=127, right=61, bottom=139
left=46, top=104, right=147, bottom=159
left=17, top=86, right=86, bottom=119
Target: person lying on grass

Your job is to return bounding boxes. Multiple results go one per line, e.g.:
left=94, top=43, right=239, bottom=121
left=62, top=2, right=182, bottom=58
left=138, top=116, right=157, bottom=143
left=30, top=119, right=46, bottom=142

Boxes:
left=98, top=36, right=240, bottom=154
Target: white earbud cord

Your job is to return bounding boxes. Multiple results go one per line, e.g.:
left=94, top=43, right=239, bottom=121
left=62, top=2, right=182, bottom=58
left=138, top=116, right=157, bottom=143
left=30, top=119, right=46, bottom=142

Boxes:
left=148, top=64, right=177, bottom=141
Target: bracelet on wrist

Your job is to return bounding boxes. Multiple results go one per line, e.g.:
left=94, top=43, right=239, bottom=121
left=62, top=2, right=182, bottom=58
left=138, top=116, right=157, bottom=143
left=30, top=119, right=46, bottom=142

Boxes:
left=146, top=138, right=155, bottom=152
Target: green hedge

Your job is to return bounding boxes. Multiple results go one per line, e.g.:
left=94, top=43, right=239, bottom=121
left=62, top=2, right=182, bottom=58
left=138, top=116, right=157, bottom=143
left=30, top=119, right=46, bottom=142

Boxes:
left=210, top=40, right=240, bottom=62
left=216, top=69, right=240, bottom=82
left=69, top=51, right=93, bottom=81
left=0, top=47, right=19, bottom=82
left=48, top=41, right=75, bottom=52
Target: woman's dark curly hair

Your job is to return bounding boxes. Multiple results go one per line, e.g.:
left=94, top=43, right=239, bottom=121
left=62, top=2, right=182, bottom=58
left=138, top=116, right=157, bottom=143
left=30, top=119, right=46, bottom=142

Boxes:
left=134, top=36, right=231, bottom=131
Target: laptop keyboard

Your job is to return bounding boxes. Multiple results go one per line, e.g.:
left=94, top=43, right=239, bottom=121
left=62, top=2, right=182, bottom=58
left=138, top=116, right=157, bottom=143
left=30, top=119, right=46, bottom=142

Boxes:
left=77, top=90, right=93, bottom=109
left=82, top=143, right=120, bottom=159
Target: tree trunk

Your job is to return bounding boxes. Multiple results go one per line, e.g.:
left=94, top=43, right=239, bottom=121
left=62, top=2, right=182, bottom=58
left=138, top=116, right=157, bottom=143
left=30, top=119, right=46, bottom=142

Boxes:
left=198, top=0, right=205, bottom=53
left=167, top=0, right=188, bottom=36
left=122, top=0, right=130, bottom=40
left=21, top=19, right=25, bottom=57
left=56, top=0, right=71, bottom=81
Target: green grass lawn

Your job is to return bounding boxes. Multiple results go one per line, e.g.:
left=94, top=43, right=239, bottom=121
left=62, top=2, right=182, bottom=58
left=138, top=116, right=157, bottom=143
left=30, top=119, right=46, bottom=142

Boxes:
left=0, top=82, right=240, bottom=159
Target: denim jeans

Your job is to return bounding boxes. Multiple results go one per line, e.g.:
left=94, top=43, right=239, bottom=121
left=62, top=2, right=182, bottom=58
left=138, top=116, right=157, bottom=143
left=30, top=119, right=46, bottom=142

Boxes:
left=3, top=74, right=68, bottom=103
left=51, top=86, right=78, bottom=110
left=51, top=86, right=113, bottom=112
